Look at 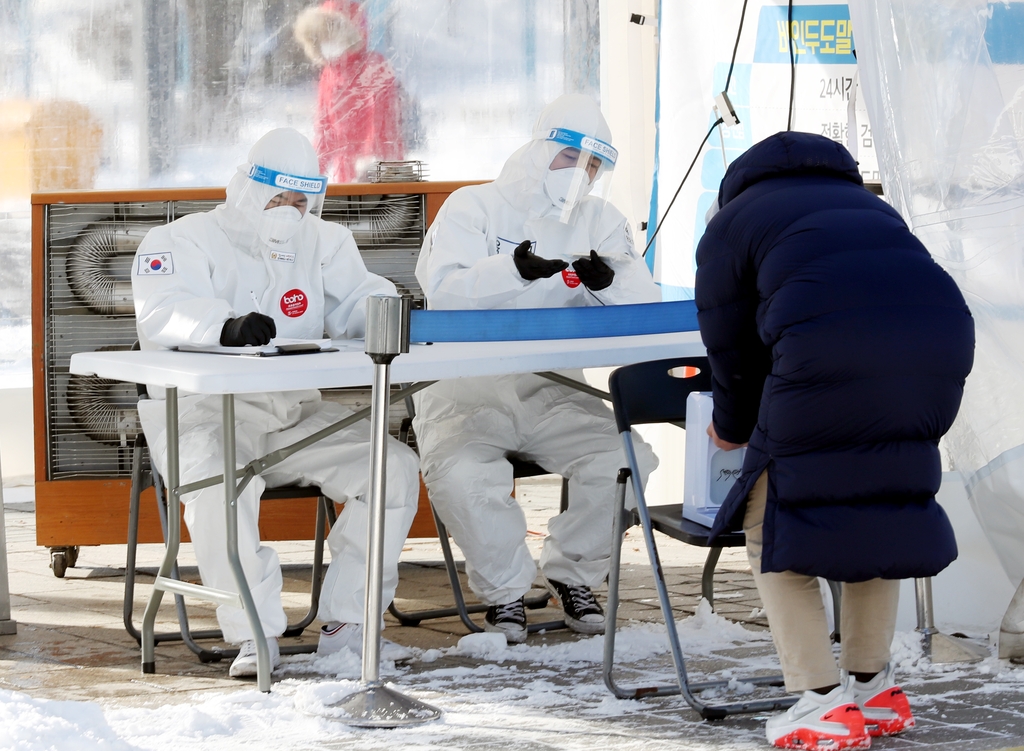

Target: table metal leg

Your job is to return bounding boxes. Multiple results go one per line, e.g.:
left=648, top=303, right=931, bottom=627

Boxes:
left=142, top=387, right=180, bottom=673
left=140, top=389, right=263, bottom=682
left=221, top=394, right=273, bottom=692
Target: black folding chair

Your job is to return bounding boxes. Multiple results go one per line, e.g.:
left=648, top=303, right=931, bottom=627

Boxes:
left=603, top=356, right=798, bottom=720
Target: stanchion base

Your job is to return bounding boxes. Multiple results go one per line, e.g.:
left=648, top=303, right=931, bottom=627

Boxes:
left=325, top=684, right=441, bottom=728
left=925, top=632, right=988, bottom=664
left=142, top=661, right=155, bottom=674
left=0, top=619, right=16, bottom=636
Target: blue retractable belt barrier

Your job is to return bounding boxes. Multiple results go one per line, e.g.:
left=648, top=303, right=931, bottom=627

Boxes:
left=408, top=299, right=698, bottom=343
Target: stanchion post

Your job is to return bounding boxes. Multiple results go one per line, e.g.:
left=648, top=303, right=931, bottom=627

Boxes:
left=0, top=450, right=17, bottom=636
left=915, top=577, right=987, bottom=663
left=329, top=294, right=441, bottom=727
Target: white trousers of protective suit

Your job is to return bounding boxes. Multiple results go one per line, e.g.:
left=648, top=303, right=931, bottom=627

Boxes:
left=413, top=373, right=657, bottom=606
left=139, top=392, right=420, bottom=644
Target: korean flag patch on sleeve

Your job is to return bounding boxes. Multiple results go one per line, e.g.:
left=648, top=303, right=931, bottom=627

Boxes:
left=137, top=252, right=174, bottom=276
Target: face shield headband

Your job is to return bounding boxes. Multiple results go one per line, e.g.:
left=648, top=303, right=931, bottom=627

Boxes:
left=543, top=128, right=618, bottom=223
left=246, top=164, right=328, bottom=215
left=545, top=128, right=618, bottom=169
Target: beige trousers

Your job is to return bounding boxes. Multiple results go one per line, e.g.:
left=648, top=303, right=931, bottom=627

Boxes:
left=744, top=470, right=900, bottom=692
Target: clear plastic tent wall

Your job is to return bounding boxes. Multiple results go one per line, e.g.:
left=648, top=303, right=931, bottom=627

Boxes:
left=0, top=0, right=574, bottom=190
left=0, top=0, right=592, bottom=377
left=849, top=0, right=1024, bottom=586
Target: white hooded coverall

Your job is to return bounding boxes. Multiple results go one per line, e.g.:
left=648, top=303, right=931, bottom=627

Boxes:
left=132, top=128, right=419, bottom=643
left=413, top=95, right=660, bottom=606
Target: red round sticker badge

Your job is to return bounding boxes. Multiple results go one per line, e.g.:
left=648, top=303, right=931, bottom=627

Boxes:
left=561, top=268, right=581, bottom=288
left=280, top=288, right=308, bottom=317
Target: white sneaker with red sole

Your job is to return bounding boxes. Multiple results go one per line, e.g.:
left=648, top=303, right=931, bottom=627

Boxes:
left=766, top=678, right=871, bottom=750
left=847, top=663, right=915, bottom=737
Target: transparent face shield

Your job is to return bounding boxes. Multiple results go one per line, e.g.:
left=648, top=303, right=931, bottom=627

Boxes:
left=543, top=127, right=618, bottom=224
left=232, top=163, right=328, bottom=247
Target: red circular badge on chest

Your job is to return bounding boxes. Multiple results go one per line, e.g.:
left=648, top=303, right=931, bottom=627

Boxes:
left=561, top=268, right=581, bottom=288
left=280, top=288, right=308, bottom=317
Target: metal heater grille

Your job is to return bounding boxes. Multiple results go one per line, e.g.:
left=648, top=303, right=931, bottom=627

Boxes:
left=42, top=192, right=427, bottom=480
left=321, top=193, right=424, bottom=300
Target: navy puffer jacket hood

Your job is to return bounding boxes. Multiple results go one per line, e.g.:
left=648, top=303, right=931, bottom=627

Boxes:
left=718, top=130, right=863, bottom=207
left=696, top=131, right=973, bottom=582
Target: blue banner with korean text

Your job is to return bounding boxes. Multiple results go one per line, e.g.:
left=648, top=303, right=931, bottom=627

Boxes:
left=753, top=4, right=856, bottom=64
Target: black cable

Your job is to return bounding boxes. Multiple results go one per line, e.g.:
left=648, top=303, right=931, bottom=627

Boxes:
left=643, top=1, right=749, bottom=257
left=723, top=0, right=749, bottom=94
left=787, top=0, right=795, bottom=130
left=643, top=119, right=723, bottom=257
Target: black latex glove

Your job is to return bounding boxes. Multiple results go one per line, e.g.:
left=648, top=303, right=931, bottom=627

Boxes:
left=512, top=240, right=569, bottom=281
left=220, top=312, right=277, bottom=347
left=572, top=250, right=615, bottom=291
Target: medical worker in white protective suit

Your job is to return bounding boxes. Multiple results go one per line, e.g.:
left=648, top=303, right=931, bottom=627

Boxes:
left=132, top=128, right=420, bottom=678
left=413, top=94, right=660, bottom=643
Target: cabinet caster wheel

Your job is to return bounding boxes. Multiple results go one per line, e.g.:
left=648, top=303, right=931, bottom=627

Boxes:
left=50, top=549, right=68, bottom=578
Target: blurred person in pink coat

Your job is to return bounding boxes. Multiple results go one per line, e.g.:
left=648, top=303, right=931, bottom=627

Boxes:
left=295, top=0, right=404, bottom=183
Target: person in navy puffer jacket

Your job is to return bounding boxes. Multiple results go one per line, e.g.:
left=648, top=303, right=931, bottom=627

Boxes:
left=696, top=131, right=974, bottom=749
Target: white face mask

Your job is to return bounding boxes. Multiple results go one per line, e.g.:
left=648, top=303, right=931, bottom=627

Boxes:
left=320, top=41, right=347, bottom=61
left=320, top=25, right=360, bottom=61
left=256, top=205, right=304, bottom=246
left=543, top=167, right=591, bottom=211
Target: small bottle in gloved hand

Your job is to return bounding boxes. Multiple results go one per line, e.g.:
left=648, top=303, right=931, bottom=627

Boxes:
left=512, top=240, right=569, bottom=281
left=572, top=250, right=615, bottom=291
left=220, top=312, right=277, bottom=346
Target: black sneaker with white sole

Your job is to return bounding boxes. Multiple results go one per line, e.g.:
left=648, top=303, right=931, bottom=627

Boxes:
left=484, top=597, right=527, bottom=644
left=545, top=578, right=605, bottom=634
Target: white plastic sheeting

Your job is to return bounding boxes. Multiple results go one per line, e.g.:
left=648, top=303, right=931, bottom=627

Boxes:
left=849, top=0, right=1024, bottom=589
left=0, top=1, right=574, bottom=192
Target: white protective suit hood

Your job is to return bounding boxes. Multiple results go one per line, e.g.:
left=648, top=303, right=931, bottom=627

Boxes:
left=494, top=94, right=615, bottom=220
left=219, top=128, right=324, bottom=254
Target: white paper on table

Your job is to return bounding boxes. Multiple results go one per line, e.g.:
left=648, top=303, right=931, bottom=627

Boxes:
left=326, top=338, right=368, bottom=352
left=683, top=392, right=747, bottom=527
left=177, top=337, right=334, bottom=356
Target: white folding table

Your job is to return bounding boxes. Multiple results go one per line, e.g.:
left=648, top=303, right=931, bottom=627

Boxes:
left=71, top=332, right=704, bottom=395
left=70, top=323, right=705, bottom=719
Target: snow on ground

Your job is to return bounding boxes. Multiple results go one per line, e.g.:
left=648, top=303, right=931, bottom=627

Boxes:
left=4, top=602, right=1019, bottom=751
left=0, top=604, right=772, bottom=751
